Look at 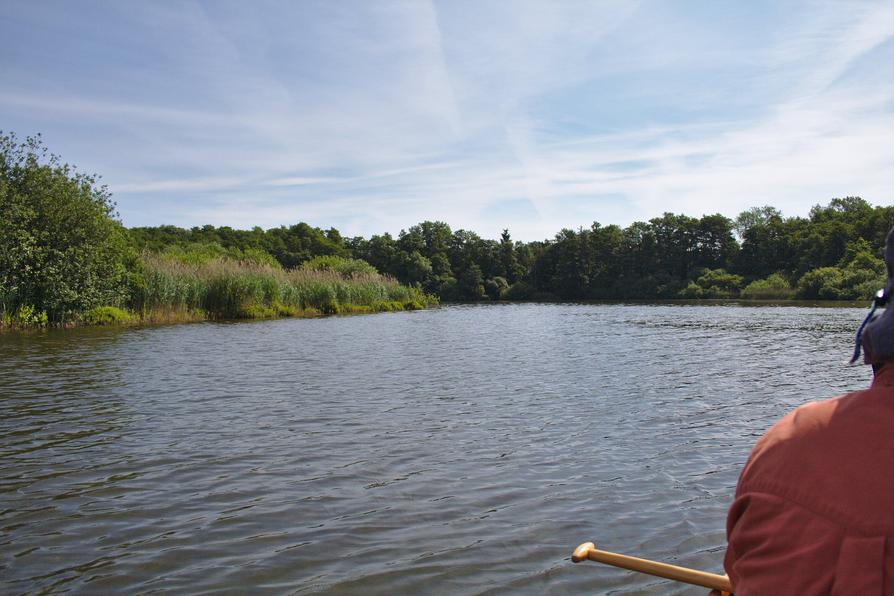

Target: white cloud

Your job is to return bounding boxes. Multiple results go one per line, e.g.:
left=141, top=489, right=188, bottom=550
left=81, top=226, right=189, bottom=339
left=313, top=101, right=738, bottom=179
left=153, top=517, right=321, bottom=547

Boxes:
left=265, top=177, right=338, bottom=187
left=115, top=177, right=249, bottom=193
left=3, top=1, right=893, bottom=241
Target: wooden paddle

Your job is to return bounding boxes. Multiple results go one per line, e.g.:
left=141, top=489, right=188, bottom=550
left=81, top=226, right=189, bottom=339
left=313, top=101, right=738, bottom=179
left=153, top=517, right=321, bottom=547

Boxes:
left=572, top=541, right=733, bottom=593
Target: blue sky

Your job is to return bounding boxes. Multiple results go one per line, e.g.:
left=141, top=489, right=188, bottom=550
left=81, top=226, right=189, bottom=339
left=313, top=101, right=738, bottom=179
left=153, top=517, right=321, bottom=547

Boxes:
left=3, top=1, right=893, bottom=241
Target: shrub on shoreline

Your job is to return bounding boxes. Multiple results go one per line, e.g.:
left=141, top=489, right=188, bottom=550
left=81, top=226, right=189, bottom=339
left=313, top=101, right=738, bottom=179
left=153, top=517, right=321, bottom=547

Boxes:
left=133, top=253, right=437, bottom=322
left=796, top=241, right=886, bottom=300
left=678, top=269, right=745, bottom=299
left=741, top=273, right=796, bottom=300
left=0, top=304, right=49, bottom=330
left=81, top=306, right=133, bottom=325
left=1, top=252, right=438, bottom=330
left=1, top=133, right=131, bottom=324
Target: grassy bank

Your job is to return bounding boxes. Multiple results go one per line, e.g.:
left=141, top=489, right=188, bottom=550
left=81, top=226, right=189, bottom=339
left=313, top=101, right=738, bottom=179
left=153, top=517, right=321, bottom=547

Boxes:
left=1, top=254, right=438, bottom=331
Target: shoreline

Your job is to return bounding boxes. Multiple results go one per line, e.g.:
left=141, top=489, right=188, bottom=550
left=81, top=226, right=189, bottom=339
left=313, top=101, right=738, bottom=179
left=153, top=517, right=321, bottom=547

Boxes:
left=0, top=299, right=432, bottom=333
left=1, top=297, right=869, bottom=334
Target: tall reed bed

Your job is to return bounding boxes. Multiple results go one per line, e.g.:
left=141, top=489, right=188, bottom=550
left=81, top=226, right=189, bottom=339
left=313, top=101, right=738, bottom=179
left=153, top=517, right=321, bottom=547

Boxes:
left=132, top=254, right=436, bottom=321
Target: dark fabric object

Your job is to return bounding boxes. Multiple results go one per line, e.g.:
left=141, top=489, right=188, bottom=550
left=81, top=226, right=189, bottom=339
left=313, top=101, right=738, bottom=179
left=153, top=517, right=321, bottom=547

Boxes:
left=887, top=227, right=894, bottom=282
left=863, top=307, right=894, bottom=365
left=861, top=227, right=894, bottom=365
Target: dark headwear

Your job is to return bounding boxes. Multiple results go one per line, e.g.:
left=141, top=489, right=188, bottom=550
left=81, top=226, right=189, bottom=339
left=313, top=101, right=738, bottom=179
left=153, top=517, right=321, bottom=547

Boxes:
left=859, top=228, right=894, bottom=365
left=887, top=227, right=894, bottom=289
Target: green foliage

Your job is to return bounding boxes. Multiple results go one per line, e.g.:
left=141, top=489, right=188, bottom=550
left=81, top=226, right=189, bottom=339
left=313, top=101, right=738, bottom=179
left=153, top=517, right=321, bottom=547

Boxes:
left=367, top=300, right=427, bottom=312
left=375, top=300, right=406, bottom=312
left=265, top=223, right=349, bottom=268
left=161, top=242, right=282, bottom=268
left=678, top=268, right=745, bottom=299
left=161, top=242, right=228, bottom=265
left=116, top=194, right=894, bottom=305
left=452, top=262, right=486, bottom=301
left=796, top=239, right=886, bottom=300
left=484, top=276, right=509, bottom=300
left=0, top=132, right=131, bottom=322
left=114, top=204, right=837, bottom=303
left=82, top=306, right=133, bottom=325
left=7, top=133, right=891, bottom=329
left=1, top=304, right=49, bottom=328
left=740, top=274, right=796, bottom=300
left=274, top=302, right=301, bottom=317
left=301, top=255, right=377, bottom=277
left=117, top=195, right=894, bottom=305
left=797, top=267, right=846, bottom=299
left=503, top=281, right=534, bottom=300
left=135, top=254, right=436, bottom=321
left=240, top=304, right=278, bottom=319
left=395, top=250, right=433, bottom=285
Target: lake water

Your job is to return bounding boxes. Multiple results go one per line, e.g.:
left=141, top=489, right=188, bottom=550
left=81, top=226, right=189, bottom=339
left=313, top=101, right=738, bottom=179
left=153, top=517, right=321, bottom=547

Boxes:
left=0, top=303, right=872, bottom=594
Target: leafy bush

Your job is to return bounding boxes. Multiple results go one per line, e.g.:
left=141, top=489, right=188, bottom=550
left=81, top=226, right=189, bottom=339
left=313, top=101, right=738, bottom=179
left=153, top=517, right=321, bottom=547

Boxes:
left=375, top=301, right=406, bottom=312
left=797, top=245, right=885, bottom=300
left=797, top=267, right=844, bottom=299
left=0, top=133, right=131, bottom=322
left=241, top=304, right=277, bottom=319
left=162, top=242, right=229, bottom=265
left=678, top=269, right=744, bottom=299
left=651, top=273, right=689, bottom=299
left=503, top=281, right=534, bottom=300
left=485, top=276, right=509, bottom=300
left=741, top=273, right=796, bottom=300
left=82, top=306, right=133, bottom=325
left=300, top=255, right=377, bottom=277
left=162, top=242, right=282, bottom=268
left=1, top=304, right=50, bottom=328
left=678, top=282, right=703, bottom=299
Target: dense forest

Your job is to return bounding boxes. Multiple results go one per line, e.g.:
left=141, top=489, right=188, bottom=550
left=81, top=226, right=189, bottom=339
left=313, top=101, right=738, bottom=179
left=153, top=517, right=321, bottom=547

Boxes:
left=2, top=132, right=892, bottom=329
left=130, top=197, right=893, bottom=304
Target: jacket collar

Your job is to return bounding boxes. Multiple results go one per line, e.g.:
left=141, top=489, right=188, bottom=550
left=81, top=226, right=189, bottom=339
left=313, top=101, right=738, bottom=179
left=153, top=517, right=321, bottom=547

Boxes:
left=872, top=361, right=894, bottom=387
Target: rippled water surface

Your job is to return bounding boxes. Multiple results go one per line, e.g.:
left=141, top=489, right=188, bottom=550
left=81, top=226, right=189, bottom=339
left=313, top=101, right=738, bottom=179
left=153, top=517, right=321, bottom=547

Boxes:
left=0, top=303, right=871, bottom=594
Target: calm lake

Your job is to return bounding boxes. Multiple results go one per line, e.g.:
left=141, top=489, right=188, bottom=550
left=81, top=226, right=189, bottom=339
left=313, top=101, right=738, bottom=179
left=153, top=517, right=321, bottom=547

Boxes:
left=0, top=303, right=871, bottom=594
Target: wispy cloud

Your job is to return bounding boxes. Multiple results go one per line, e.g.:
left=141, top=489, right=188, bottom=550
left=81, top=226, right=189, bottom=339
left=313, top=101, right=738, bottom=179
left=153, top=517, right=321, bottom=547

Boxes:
left=115, top=177, right=251, bottom=193
left=2, top=0, right=893, bottom=241
left=264, top=177, right=338, bottom=187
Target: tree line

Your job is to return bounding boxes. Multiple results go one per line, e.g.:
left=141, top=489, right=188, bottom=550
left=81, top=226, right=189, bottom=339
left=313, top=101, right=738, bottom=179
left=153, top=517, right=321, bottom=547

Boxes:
left=0, top=133, right=433, bottom=328
left=130, top=198, right=893, bottom=303
left=4, top=131, right=892, bottom=329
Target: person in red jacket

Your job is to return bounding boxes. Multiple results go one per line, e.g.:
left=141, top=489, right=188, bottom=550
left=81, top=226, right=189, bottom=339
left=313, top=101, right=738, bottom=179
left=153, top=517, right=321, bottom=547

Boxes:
left=722, top=228, right=894, bottom=594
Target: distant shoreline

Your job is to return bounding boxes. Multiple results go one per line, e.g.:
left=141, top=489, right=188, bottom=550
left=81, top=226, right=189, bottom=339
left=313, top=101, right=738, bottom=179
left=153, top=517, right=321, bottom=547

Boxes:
left=3, top=298, right=870, bottom=335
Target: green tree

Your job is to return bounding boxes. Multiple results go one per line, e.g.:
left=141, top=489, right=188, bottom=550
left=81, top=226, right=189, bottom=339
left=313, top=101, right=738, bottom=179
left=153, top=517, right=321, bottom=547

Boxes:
left=692, top=214, right=738, bottom=271
left=396, top=250, right=433, bottom=286
left=498, top=229, right=520, bottom=283
left=300, top=254, right=378, bottom=276
left=734, top=206, right=782, bottom=239
left=453, top=262, right=485, bottom=300
left=650, top=212, right=698, bottom=278
left=734, top=207, right=795, bottom=278
left=264, top=222, right=348, bottom=268
left=424, top=252, right=455, bottom=295
left=484, top=276, right=509, bottom=300
left=589, top=223, right=626, bottom=297
left=349, top=233, right=397, bottom=275
left=0, top=133, right=131, bottom=322
left=796, top=239, right=886, bottom=300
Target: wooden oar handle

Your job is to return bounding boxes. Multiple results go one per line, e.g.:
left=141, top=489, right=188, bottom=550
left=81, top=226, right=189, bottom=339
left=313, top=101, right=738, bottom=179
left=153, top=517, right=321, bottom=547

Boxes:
left=572, top=541, right=733, bottom=593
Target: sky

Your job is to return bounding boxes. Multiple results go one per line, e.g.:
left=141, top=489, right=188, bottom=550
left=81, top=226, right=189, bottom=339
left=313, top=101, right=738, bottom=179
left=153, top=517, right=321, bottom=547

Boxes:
left=2, top=1, right=894, bottom=241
